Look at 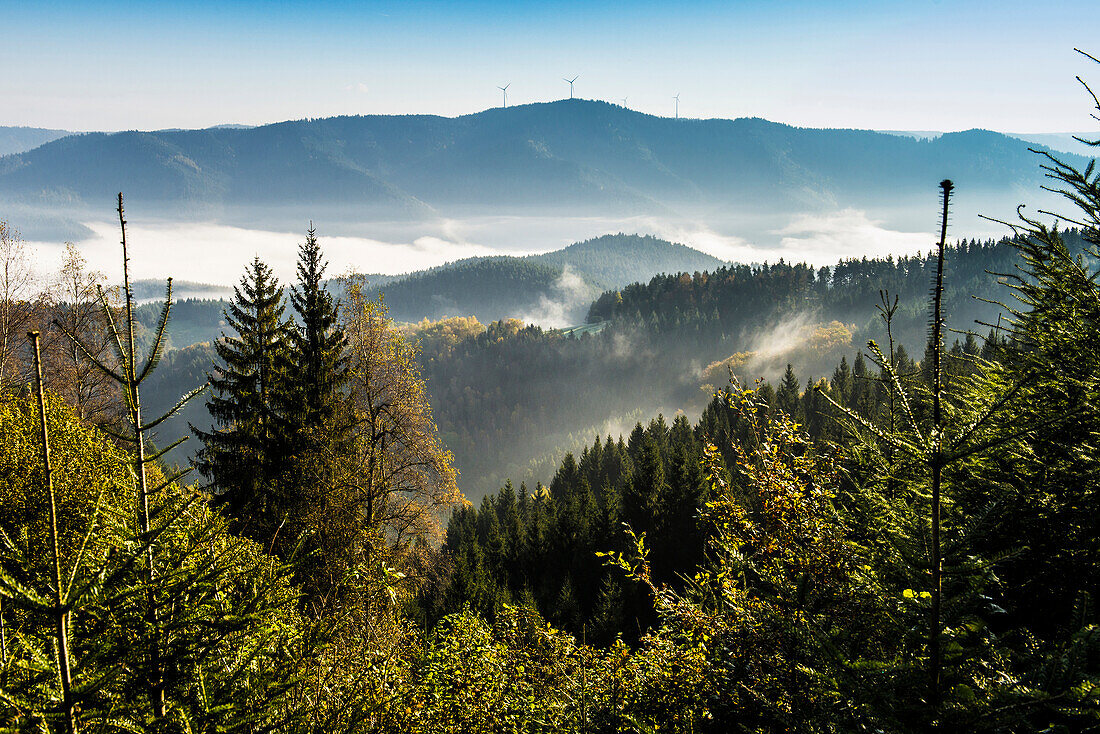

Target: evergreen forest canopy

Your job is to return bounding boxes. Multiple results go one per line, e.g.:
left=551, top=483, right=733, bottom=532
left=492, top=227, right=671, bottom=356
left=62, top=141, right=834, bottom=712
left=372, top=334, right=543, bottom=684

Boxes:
left=3, top=59, right=1100, bottom=733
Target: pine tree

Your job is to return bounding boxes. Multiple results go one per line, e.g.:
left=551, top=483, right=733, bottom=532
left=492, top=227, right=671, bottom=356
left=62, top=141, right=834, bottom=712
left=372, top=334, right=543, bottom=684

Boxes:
left=776, top=362, right=802, bottom=419
left=38, top=195, right=314, bottom=730
left=193, top=257, right=290, bottom=527
left=831, top=355, right=852, bottom=406
left=283, top=226, right=349, bottom=446
left=819, top=180, right=1044, bottom=726
left=622, top=433, right=667, bottom=538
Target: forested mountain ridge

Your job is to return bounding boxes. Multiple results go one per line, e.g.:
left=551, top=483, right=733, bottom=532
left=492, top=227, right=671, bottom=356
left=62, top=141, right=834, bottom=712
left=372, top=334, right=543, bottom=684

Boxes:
left=0, top=126, right=73, bottom=156
left=0, top=101, right=1085, bottom=224
left=358, top=234, right=727, bottom=324
left=129, top=233, right=725, bottom=340
left=584, top=230, right=1062, bottom=351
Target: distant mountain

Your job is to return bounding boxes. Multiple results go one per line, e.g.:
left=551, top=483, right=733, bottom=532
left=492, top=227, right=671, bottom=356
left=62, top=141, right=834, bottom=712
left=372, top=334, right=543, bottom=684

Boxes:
left=881, top=128, right=1098, bottom=159
left=1004, top=132, right=1098, bottom=159
left=0, top=101, right=1085, bottom=227
left=530, top=234, right=724, bottom=288
left=0, top=126, right=73, bottom=156
left=363, top=234, right=727, bottom=325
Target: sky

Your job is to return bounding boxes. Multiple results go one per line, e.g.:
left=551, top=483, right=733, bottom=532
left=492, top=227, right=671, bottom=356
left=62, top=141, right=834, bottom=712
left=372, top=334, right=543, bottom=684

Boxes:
left=2, top=0, right=1098, bottom=134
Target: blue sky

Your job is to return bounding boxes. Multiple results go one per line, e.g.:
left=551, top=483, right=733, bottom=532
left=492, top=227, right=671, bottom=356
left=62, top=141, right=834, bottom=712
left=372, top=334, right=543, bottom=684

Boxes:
left=2, top=0, right=1097, bottom=132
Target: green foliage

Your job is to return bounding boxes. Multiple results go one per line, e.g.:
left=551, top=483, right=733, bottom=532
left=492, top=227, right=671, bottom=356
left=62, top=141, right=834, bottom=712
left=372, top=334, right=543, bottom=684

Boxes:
left=0, top=393, right=130, bottom=572
left=424, top=411, right=713, bottom=645
left=603, top=385, right=886, bottom=732
left=395, top=605, right=584, bottom=732
left=193, top=257, right=290, bottom=523
left=283, top=226, right=349, bottom=439
left=0, top=391, right=310, bottom=732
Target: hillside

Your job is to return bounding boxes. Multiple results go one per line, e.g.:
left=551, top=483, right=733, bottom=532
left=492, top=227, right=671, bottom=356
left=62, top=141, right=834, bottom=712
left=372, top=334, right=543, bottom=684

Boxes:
left=141, top=228, right=1054, bottom=500
left=0, top=126, right=73, bottom=156
left=1, top=101, right=1086, bottom=231
left=529, top=233, right=724, bottom=288
left=364, top=233, right=727, bottom=324
left=365, top=257, right=575, bottom=325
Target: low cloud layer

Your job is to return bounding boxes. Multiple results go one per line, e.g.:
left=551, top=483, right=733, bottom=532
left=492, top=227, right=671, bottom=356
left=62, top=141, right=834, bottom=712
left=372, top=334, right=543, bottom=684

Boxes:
left=23, top=206, right=1000, bottom=290
left=27, top=220, right=505, bottom=287
left=640, top=209, right=940, bottom=266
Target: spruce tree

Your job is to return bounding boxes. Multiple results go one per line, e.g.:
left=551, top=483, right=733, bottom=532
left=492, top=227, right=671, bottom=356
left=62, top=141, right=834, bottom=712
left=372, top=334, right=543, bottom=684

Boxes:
left=193, top=257, right=290, bottom=527
left=283, top=226, right=349, bottom=446
left=40, top=195, right=315, bottom=730
left=776, top=362, right=802, bottom=419
left=268, top=227, right=353, bottom=595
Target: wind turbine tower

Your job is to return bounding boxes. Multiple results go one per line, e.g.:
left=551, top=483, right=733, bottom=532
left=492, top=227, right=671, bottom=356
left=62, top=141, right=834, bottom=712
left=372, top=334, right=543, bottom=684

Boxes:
left=564, top=76, right=578, bottom=99
left=621, top=97, right=628, bottom=108
left=674, top=93, right=680, bottom=119
left=498, top=83, right=510, bottom=108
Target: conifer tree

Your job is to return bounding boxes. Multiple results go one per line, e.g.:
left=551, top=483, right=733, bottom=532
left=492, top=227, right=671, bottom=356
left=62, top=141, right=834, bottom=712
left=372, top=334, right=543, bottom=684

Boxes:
left=776, top=362, right=802, bottom=419
left=831, top=355, right=852, bottom=406
left=622, top=434, right=667, bottom=538
left=26, top=331, right=78, bottom=734
left=33, top=195, right=325, bottom=731
left=193, top=257, right=290, bottom=526
left=282, top=226, right=349, bottom=447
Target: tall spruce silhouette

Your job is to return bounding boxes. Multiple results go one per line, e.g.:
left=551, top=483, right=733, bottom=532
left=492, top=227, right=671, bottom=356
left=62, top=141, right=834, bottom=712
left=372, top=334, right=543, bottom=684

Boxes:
left=928, top=179, right=952, bottom=707
left=193, top=256, right=290, bottom=526
left=284, top=225, right=349, bottom=440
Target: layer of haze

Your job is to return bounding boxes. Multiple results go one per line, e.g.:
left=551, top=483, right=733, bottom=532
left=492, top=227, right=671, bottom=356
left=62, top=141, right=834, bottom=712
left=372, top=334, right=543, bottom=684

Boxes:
left=23, top=209, right=988, bottom=291
left=2, top=0, right=1096, bottom=134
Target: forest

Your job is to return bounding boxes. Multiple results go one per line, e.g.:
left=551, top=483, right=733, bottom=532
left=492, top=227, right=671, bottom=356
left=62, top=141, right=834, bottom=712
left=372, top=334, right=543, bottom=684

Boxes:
left=3, top=67, right=1100, bottom=734
left=122, top=225, right=1061, bottom=503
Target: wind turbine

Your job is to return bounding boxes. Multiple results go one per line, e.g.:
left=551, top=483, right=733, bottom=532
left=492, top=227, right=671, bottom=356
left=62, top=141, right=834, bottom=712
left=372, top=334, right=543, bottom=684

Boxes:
left=621, top=97, right=628, bottom=108
left=674, top=93, right=680, bottom=119
left=563, top=76, right=578, bottom=99
left=498, top=83, right=510, bottom=108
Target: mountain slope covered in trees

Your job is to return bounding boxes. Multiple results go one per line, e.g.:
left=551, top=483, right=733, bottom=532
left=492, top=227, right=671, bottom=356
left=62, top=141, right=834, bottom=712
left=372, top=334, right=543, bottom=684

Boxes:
left=129, top=228, right=1086, bottom=500
left=133, top=233, right=725, bottom=337
left=358, top=234, right=726, bottom=324
left=413, top=229, right=1076, bottom=497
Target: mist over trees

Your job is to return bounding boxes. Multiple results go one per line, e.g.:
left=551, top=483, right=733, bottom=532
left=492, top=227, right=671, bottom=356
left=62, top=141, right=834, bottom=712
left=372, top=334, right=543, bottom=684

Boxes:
left=3, top=53, right=1100, bottom=734
left=113, top=227, right=1086, bottom=503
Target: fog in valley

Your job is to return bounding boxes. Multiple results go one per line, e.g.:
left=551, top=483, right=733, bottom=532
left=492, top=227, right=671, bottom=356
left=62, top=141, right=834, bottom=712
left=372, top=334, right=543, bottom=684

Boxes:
left=21, top=198, right=1016, bottom=326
